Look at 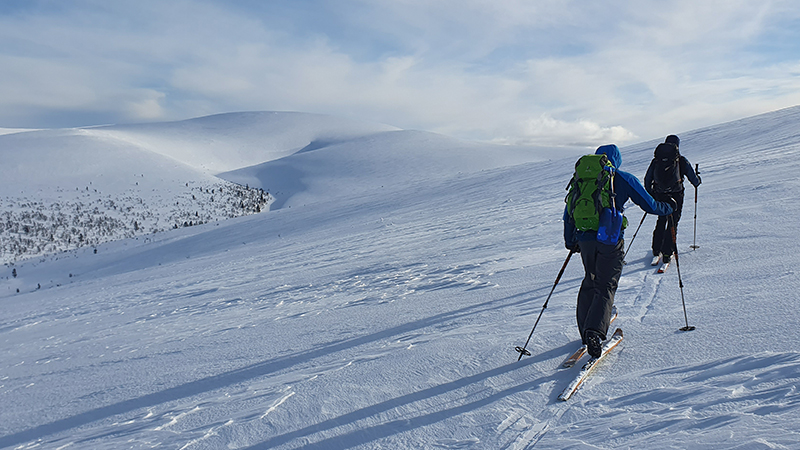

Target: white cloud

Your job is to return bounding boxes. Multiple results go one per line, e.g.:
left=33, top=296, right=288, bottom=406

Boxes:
left=0, top=0, right=799, bottom=145
left=492, top=114, right=637, bottom=147
left=125, top=90, right=167, bottom=120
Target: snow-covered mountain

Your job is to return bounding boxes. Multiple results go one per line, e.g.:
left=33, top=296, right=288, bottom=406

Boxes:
left=96, top=111, right=402, bottom=174
left=2, top=106, right=800, bottom=449
left=0, top=112, right=568, bottom=263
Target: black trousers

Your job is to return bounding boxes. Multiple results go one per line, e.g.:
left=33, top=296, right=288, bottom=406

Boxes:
left=576, top=238, right=624, bottom=342
left=652, top=191, right=685, bottom=257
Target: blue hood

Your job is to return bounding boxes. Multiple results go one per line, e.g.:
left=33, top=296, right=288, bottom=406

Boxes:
left=595, top=144, right=622, bottom=168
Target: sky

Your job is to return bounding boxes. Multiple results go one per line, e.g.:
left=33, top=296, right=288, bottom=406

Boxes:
left=2, top=0, right=800, bottom=146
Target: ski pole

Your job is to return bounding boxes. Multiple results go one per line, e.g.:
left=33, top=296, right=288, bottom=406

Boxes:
left=622, top=213, right=647, bottom=265
left=515, top=248, right=577, bottom=361
left=690, top=164, right=700, bottom=250
left=669, top=215, right=695, bottom=331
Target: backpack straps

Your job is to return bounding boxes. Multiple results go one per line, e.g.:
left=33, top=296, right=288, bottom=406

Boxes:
left=602, top=164, right=616, bottom=212
left=593, top=154, right=614, bottom=212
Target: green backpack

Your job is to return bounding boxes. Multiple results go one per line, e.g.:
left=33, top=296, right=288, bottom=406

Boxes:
left=565, top=154, right=615, bottom=232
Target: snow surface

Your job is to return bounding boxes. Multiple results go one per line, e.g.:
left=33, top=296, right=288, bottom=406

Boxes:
left=96, top=112, right=402, bottom=174
left=0, top=128, right=38, bottom=136
left=2, top=107, right=800, bottom=449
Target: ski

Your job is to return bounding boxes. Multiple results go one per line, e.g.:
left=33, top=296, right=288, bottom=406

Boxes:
left=657, top=261, right=670, bottom=273
left=650, top=255, right=661, bottom=266
left=558, top=328, right=624, bottom=401
left=561, top=307, right=618, bottom=368
left=561, top=346, right=587, bottom=370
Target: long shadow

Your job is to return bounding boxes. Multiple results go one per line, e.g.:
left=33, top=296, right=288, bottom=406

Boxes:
left=0, top=288, right=548, bottom=448
left=622, top=251, right=659, bottom=276
left=243, top=342, right=574, bottom=449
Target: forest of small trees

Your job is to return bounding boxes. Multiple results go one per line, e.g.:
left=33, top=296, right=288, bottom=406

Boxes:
left=1, top=181, right=272, bottom=264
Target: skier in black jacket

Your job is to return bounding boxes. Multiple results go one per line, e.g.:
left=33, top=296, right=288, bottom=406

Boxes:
left=644, top=135, right=701, bottom=264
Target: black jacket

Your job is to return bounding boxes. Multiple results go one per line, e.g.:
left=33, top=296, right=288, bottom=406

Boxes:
left=644, top=155, right=701, bottom=195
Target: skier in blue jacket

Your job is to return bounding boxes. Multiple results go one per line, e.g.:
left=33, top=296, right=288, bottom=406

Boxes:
left=563, top=144, right=674, bottom=358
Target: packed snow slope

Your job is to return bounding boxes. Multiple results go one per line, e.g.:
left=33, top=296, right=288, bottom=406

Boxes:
left=2, top=106, right=800, bottom=449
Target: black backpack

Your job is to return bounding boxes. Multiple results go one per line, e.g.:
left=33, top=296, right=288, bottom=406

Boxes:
left=651, top=143, right=683, bottom=193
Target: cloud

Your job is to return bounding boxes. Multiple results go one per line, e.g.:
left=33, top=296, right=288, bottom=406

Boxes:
left=490, top=113, right=637, bottom=147
left=125, top=90, right=167, bottom=120
left=1, top=0, right=799, bottom=146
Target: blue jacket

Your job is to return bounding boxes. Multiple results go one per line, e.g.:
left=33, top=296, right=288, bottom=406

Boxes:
left=564, top=144, right=674, bottom=247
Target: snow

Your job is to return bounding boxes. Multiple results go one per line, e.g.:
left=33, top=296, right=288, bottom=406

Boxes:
left=0, top=128, right=38, bottom=136
left=2, top=107, right=800, bottom=449
left=98, top=111, right=402, bottom=174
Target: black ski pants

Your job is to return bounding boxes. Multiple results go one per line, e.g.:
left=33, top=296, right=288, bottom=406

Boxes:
left=576, top=238, right=624, bottom=343
left=651, top=190, right=685, bottom=257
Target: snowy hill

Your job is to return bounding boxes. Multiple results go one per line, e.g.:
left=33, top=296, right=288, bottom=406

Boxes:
left=97, top=111, right=402, bottom=174
left=219, top=128, right=551, bottom=210
left=0, top=117, right=274, bottom=264
left=2, top=106, right=800, bottom=449
left=0, top=112, right=565, bottom=263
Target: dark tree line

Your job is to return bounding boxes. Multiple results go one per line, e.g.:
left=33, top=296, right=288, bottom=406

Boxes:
left=1, top=181, right=272, bottom=263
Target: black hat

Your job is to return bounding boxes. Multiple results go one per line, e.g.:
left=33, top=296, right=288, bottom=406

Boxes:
left=665, top=135, right=680, bottom=147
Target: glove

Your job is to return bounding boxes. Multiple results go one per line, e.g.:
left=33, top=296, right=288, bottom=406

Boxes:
left=566, top=243, right=580, bottom=253
left=696, top=175, right=702, bottom=186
